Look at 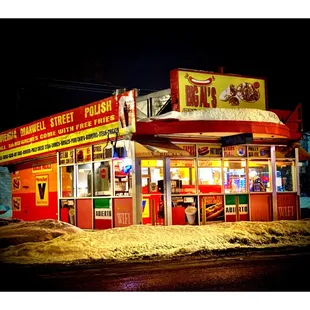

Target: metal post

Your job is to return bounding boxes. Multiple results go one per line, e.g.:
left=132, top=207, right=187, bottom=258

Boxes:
left=164, top=157, right=172, bottom=226
left=132, top=151, right=142, bottom=225
left=271, top=145, right=278, bottom=221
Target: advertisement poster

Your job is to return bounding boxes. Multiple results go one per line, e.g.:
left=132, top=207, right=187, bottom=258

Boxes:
left=12, top=197, right=21, bottom=211
left=170, top=69, right=266, bottom=112
left=200, top=195, right=224, bottom=224
left=35, top=175, right=49, bottom=206
left=12, top=176, right=21, bottom=191
left=0, top=90, right=136, bottom=165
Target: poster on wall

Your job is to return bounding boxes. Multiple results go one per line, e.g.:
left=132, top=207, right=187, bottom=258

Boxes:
left=12, top=197, right=21, bottom=211
left=200, top=195, right=224, bottom=224
left=35, top=175, right=49, bottom=206
left=12, top=176, right=21, bottom=191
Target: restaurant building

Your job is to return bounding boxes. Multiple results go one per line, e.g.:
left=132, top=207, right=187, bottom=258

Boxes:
left=0, top=68, right=307, bottom=228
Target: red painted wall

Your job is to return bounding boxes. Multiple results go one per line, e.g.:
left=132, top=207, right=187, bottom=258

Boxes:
left=11, top=156, right=58, bottom=221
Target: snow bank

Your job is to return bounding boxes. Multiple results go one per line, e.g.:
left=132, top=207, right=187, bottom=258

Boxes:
left=0, top=219, right=84, bottom=248
left=0, top=220, right=309, bottom=265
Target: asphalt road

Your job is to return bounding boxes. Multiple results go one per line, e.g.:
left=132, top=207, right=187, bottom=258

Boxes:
left=1, top=251, right=310, bottom=292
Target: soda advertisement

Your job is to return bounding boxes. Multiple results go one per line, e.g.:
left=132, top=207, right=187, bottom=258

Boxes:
left=170, top=69, right=266, bottom=112
left=0, top=90, right=136, bottom=165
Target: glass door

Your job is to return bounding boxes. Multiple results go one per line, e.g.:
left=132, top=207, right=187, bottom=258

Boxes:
left=141, top=159, right=164, bottom=225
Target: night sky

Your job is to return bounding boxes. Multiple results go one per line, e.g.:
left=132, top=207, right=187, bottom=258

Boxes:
left=1, top=19, right=309, bottom=132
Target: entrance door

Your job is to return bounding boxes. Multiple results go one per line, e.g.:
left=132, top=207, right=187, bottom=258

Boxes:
left=141, top=159, right=165, bottom=225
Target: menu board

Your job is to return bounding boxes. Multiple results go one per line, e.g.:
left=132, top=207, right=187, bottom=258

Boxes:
left=223, top=145, right=247, bottom=157
left=59, top=149, right=74, bottom=165
left=197, top=144, right=222, bottom=157
left=248, top=146, right=270, bottom=157
left=93, top=144, right=105, bottom=161
left=275, top=146, right=295, bottom=158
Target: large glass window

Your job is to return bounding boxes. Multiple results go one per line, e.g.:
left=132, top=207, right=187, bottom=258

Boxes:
left=197, top=159, right=222, bottom=193
left=94, top=161, right=111, bottom=196
left=141, top=160, right=163, bottom=194
left=276, top=160, right=296, bottom=192
left=170, top=159, right=196, bottom=194
left=223, top=160, right=247, bottom=193
left=248, top=160, right=272, bottom=192
left=77, top=163, right=92, bottom=197
left=60, top=166, right=75, bottom=197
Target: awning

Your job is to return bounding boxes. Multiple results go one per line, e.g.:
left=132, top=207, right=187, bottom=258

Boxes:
left=298, top=146, right=310, bottom=161
left=135, top=141, right=190, bottom=158
left=292, top=142, right=310, bottom=161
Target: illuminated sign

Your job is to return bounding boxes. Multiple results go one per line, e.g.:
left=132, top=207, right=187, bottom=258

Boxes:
left=170, top=69, right=266, bottom=112
left=0, top=90, right=137, bottom=165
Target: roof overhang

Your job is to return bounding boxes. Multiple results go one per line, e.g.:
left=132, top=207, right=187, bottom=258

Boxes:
left=136, top=120, right=291, bottom=141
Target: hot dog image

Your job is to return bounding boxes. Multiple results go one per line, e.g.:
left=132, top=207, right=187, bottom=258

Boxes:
left=185, top=73, right=214, bottom=87
left=198, top=146, right=209, bottom=156
left=205, top=203, right=224, bottom=221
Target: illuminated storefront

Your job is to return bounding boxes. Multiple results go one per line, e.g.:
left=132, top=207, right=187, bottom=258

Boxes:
left=0, top=68, right=307, bottom=228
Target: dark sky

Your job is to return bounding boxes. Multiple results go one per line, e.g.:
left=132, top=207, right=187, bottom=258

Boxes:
left=1, top=19, right=309, bottom=132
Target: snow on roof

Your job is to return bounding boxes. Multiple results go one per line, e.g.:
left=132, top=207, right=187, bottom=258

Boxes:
left=138, top=108, right=283, bottom=124
left=1, top=219, right=309, bottom=265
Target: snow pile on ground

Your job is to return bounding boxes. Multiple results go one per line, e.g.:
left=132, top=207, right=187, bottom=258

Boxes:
left=141, top=109, right=283, bottom=124
left=0, top=219, right=83, bottom=248
left=0, top=220, right=310, bottom=265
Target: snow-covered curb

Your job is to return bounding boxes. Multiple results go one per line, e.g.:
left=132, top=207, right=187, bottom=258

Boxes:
left=1, top=220, right=310, bottom=265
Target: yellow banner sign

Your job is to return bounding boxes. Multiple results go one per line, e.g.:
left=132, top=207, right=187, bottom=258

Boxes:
left=170, top=69, right=266, bottom=112
left=36, top=175, right=49, bottom=206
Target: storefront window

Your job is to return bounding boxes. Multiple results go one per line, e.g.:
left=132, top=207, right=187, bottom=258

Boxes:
left=248, top=160, right=272, bottom=192
left=94, top=161, right=111, bottom=196
left=170, top=159, right=196, bottom=194
left=141, top=160, right=163, bottom=194
left=276, top=160, right=296, bottom=192
left=223, top=160, right=247, bottom=193
left=60, top=166, right=75, bottom=197
left=77, top=163, right=92, bottom=197
left=113, top=159, right=132, bottom=196
left=198, top=160, right=222, bottom=194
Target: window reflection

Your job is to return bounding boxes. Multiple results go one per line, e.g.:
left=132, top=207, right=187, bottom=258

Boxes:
left=276, top=160, right=295, bottom=192
left=77, top=163, right=92, bottom=197
left=94, top=161, right=111, bottom=196
left=60, top=166, right=75, bottom=197
left=248, top=160, right=271, bottom=192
